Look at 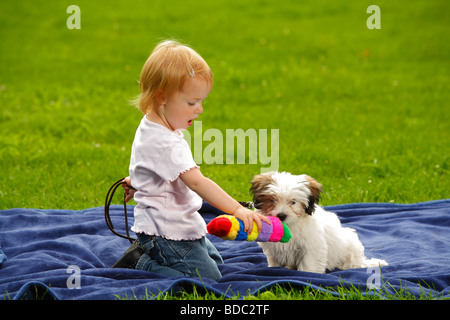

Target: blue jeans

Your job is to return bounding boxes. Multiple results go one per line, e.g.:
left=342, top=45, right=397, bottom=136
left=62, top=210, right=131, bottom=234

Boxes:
left=135, top=233, right=223, bottom=281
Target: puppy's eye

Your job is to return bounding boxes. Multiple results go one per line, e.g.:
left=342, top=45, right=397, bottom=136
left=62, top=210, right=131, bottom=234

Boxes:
left=290, top=200, right=296, bottom=206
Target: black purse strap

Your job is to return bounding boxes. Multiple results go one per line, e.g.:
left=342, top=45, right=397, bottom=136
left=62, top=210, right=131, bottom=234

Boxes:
left=104, top=177, right=135, bottom=243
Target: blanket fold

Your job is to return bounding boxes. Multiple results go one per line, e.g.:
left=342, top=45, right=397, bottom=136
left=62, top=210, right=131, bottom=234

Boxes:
left=1, top=200, right=449, bottom=300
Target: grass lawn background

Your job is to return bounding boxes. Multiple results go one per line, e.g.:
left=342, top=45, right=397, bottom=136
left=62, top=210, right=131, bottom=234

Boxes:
left=0, top=0, right=448, bottom=210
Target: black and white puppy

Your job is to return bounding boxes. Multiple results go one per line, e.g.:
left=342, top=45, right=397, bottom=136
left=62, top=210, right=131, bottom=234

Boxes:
left=251, top=171, right=388, bottom=273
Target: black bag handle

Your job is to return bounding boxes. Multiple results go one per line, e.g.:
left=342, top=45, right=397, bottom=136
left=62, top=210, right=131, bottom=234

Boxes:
left=104, top=177, right=135, bottom=243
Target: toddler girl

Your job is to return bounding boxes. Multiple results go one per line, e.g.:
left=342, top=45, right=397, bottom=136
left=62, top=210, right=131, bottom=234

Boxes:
left=113, top=40, right=270, bottom=280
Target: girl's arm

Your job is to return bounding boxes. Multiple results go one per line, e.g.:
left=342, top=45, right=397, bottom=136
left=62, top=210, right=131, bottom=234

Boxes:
left=121, top=177, right=136, bottom=202
left=180, top=167, right=271, bottom=234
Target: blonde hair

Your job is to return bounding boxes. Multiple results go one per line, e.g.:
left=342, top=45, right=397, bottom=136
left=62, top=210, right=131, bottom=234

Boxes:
left=135, top=40, right=213, bottom=114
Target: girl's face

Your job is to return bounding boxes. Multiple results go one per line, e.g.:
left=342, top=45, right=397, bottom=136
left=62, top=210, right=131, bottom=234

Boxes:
left=158, top=77, right=211, bottom=131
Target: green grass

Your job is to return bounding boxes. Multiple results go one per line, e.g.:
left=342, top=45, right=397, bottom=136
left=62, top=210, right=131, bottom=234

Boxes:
left=0, top=0, right=449, bottom=300
left=115, top=280, right=447, bottom=301
left=0, top=0, right=448, bottom=209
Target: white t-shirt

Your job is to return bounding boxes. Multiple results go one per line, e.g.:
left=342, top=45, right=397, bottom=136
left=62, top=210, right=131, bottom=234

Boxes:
left=129, top=116, right=206, bottom=240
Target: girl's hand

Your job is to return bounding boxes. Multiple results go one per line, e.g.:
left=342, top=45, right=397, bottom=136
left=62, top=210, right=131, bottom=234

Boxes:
left=121, top=176, right=136, bottom=202
left=232, top=206, right=271, bottom=235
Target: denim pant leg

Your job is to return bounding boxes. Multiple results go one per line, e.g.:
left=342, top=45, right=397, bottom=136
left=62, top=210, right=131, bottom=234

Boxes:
left=205, top=237, right=224, bottom=265
left=135, top=233, right=223, bottom=281
left=136, top=233, right=187, bottom=278
left=181, top=237, right=223, bottom=280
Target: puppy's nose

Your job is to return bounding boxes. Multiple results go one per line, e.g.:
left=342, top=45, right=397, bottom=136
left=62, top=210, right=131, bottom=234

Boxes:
left=277, top=213, right=287, bottom=221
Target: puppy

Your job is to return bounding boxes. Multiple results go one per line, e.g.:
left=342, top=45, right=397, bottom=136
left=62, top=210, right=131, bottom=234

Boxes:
left=251, top=171, right=388, bottom=273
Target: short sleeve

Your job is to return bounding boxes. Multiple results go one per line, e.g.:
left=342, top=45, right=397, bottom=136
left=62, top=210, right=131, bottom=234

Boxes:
left=154, top=138, right=199, bottom=182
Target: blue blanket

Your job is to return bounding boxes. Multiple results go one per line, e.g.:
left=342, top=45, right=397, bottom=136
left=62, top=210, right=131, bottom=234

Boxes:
left=1, top=200, right=449, bottom=300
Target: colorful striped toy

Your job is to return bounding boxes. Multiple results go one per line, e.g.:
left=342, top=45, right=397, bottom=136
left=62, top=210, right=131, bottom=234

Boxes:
left=207, top=215, right=292, bottom=243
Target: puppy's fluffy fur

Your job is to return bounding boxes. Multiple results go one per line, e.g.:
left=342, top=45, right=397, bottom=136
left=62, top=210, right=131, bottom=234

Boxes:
left=251, top=171, right=388, bottom=273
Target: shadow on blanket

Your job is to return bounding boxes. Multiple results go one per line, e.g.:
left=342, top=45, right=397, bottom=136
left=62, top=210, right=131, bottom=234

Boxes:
left=1, top=200, right=449, bottom=300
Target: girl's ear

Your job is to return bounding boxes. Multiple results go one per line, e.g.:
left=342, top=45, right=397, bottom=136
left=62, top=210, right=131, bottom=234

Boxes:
left=156, top=89, right=167, bottom=106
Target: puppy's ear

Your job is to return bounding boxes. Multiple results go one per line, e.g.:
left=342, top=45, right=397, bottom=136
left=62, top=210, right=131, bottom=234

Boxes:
left=304, top=175, right=322, bottom=215
left=250, top=171, right=275, bottom=209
